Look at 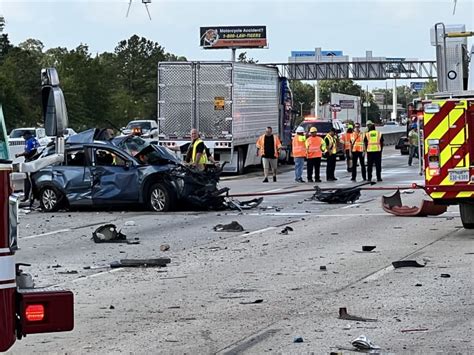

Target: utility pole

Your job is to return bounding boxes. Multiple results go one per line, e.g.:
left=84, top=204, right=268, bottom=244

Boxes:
left=314, top=81, right=319, bottom=118
left=299, top=101, right=304, bottom=118
left=391, top=77, right=398, bottom=121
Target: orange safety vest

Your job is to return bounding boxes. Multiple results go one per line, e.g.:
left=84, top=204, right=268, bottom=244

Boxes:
left=351, top=132, right=364, bottom=152
left=256, top=134, right=282, bottom=158
left=365, top=130, right=382, bottom=152
left=292, top=134, right=307, bottom=158
left=305, top=136, right=325, bottom=158
left=341, top=132, right=352, bottom=151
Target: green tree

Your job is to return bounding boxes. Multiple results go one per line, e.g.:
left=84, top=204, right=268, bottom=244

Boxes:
left=290, top=81, right=314, bottom=119
left=319, top=80, right=362, bottom=104
left=237, top=52, right=258, bottom=64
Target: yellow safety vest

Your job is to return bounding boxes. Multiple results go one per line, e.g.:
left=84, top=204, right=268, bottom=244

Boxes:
left=192, top=138, right=208, bottom=165
left=324, top=134, right=337, bottom=154
left=365, top=131, right=382, bottom=152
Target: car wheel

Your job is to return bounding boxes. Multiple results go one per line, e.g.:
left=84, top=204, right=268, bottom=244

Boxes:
left=39, top=186, right=64, bottom=212
left=237, top=147, right=246, bottom=175
left=148, top=183, right=174, bottom=212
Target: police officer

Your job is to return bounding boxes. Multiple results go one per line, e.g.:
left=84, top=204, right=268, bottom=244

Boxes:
left=292, top=126, right=306, bottom=182
left=350, top=123, right=366, bottom=181
left=15, top=131, right=39, bottom=202
left=324, top=128, right=338, bottom=181
left=364, top=121, right=384, bottom=182
left=305, top=127, right=325, bottom=182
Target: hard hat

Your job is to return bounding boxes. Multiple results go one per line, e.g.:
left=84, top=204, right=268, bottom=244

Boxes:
left=296, top=126, right=305, bottom=133
left=411, top=123, right=418, bottom=129
left=366, top=120, right=373, bottom=126
left=309, top=127, right=317, bottom=133
left=347, top=124, right=354, bottom=129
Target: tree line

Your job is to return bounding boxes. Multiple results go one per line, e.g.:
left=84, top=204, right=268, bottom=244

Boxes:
left=0, top=20, right=186, bottom=132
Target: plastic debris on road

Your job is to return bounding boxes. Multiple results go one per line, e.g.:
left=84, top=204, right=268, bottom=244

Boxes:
left=351, top=335, right=381, bottom=350
left=213, top=221, right=244, bottom=232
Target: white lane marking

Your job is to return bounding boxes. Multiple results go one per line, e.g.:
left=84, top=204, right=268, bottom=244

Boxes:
left=22, top=228, right=71, bottom=240
left=263, top=188, right=283, bottom=193
left=341, top=204, right=360, bottom=209
left=238, top=227, right=276, bottom=237
left=361, top=265, right=395, bottom=282
left=229, top=212, right=311, bottom=217
left=52, top=267, right=125, bottom=288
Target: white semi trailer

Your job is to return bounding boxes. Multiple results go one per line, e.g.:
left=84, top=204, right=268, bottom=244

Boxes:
left=157, top=61, right=288, bottom=173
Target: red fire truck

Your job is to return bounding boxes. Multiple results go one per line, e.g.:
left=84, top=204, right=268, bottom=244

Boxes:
left=421, top=23, right=474, bottom=229
left=0, top=68, right=74, bottom=352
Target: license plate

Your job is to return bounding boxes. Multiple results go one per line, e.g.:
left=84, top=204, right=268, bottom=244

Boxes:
left=449, top=170, right=470, bottom=182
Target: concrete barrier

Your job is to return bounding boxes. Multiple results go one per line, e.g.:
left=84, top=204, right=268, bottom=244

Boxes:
left=368, top=126, right=406, bottom=145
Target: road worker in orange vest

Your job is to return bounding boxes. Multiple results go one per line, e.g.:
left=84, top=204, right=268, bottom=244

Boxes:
left=256, top=126, right=282, bottom=182
left=341, top=124, right=354, bottom=173
left=292, top=126, right=307, bottom=182
left=324, top=128, right=338, bottom=181
left=350, top=122, right=367, bottom=181
left=305, top=126, right=326, bottom=182
left=364, top=121, right=384, bottom=182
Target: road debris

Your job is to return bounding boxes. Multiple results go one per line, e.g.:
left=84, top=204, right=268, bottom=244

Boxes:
left=339, top=307, right=377, bottom=322
left=382, top=189, right=447, bottom=217
left=320, top=265, right=327, bottom=271
left=57, top=270, right=78, bottom=275
left=213, top=221, right=244, bottom=232
left=92, top=224, right=127, bottom=243
left=351, top=335, right=380, bottom=350
left=440, top=273, right=451, bottom=278
left=362, top=245, right=376, bottom=252
left=109, top=305, right=115, bottom=310
left=239, top=299, right=263, bottom=305
left=293, top=336, right=304, bottom=343
left=124, top=220, right=136, bottom=226
left=415, top=283, right=423, bottom=287
left=160, top=244, right=170, bottom=252
left=343, top=324, right=352, bottom=330
left=312, top=182, right=372, bottom=204
left=401, top=328, right=429, bottom=333
left=279, top=226, right=294, bottom=235
left=392, top=260, right=425, bottom=268
left=110, top=258, right=171, bottom=268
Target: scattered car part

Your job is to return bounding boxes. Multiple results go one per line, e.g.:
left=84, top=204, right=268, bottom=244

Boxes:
left=392, top=260, right=425, bottom=268
left=92, top=224, right=127, bottom=243
left=320, top=266, right=327, bottom=271
left=400, top=328, right=429, bottom=333
left=351, top=335, right=380, bottom=350
left=213, top=221, right=244, bottom=232
left=440, top=273, right=451, bottom=278
left=312, top=182, right=373, bottom=204
left=279, top=226, right=294, bottom=235
left=239, top=299, right=263, bottom=305
left=339, top=307, right=377, bottom=322
left=293, top=336, right=304, bottom=343
left=362, top=245, right=376, bottom=252
left=160, top=244, right=170, bottom=252
left=110, top=258, right=171, bottom=268
left=382, top=189, right=447, bottom=217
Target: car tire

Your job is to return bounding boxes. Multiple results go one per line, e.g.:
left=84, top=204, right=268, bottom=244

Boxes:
left=148, top=183, right=174, bottom=212
left=39, top=186, right=64, bottom=212
left=237, top=147, right=246, bottom=175
left=460, top=203, right=474, bottom=229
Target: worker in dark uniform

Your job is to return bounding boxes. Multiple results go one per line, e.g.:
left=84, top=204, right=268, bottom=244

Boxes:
left=364, top=121, right=384, bottom=182
left=15, top=131, right=39, bottom=202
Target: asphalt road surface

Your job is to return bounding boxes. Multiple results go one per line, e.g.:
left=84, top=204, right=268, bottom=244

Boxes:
left=8, top=148, right=473, bottom=354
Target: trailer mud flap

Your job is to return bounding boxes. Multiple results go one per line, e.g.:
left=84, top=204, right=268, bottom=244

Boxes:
left=382, top=189, right=447, bottom=217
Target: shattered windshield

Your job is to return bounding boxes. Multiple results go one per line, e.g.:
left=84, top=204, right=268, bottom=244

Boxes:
left=117, top=136, right=180, bottom=165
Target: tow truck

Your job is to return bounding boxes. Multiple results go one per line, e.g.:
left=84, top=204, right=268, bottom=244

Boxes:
left=0, top=68, right=74, bottom=352
left=420, top=23, right=474, bottom=229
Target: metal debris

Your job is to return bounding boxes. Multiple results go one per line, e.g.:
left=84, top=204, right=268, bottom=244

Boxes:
left=92, top=224, right=127, bottom=243
left=400, top=328, right=429, bottom=333
left=239, top=299, right=263, bottom=305
left=160, top=244, right=170, bottom=252
left=362, top=245, right=376, bottom=252
left=279, top=226, right=294, bottom=235
left=110, top=258, right=171, bottom=268
left=339, top=307, right=377, bottom=322
left=213, top=221, right=244, bottom=232
left=392, top=260, right=425, bottom=268
left=293, top=336, right=304, bottom=343
left=440, top=273, right=451, bottom=278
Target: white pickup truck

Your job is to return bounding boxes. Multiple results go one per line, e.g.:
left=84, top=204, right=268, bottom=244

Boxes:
left=122, top=120, right=159, bottom=139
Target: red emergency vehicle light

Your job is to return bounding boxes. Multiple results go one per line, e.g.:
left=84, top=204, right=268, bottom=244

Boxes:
left=25, top=304, right=45, bottom=322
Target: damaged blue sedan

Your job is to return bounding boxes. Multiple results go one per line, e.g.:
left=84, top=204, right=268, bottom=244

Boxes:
left=31, top=129, right=230, bottom=212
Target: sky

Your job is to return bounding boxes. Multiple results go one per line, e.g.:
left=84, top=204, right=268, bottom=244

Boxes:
left=0, top=0, right=473, bottom=89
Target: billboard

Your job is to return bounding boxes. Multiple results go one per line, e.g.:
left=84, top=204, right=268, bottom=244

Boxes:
left=200, top=26, right=267, bottom=49
left=410, top=82, right=427, bottom=92
left=339, top=100, right=354, bottom=109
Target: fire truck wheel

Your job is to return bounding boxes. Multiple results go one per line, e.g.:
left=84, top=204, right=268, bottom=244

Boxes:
left=459, top=203, right=474, bottom=229
left=39, top=186, right=64, bottom=212
left=148, top=183, right=175, bottom=212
